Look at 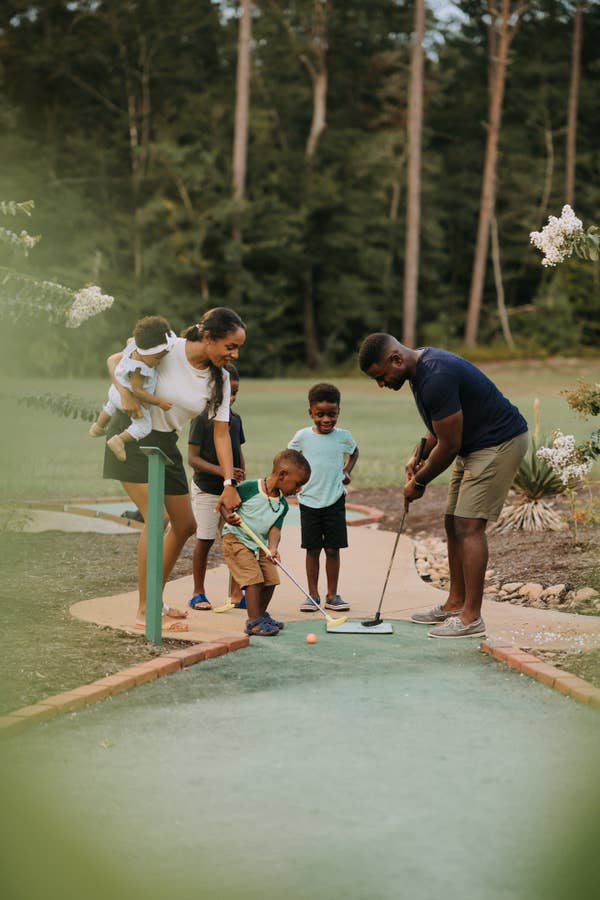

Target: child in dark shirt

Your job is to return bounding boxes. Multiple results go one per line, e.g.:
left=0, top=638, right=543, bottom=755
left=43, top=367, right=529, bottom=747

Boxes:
left=188, top=364, right=245, bottom=610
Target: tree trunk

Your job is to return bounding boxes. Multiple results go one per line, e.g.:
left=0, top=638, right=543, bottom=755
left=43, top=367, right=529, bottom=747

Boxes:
left=490, top=212, right=514, bottom=348
left=464, top=0, right=514, bottom=347
left=402, top=0, right=425, bottom=349
left=305, top=66, right=327, bottom=158
left=383, top=147, right=406, bottom=331
left=302, top=0, right=328, bottom=368
left=232, top=0, right=252, bottom=242
left=565, top=2, right=582, bottom=207
left=538, top=122, right=554, bottom=222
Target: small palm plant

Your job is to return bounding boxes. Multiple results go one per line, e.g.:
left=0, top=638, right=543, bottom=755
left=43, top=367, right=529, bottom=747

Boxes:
left=492, top=400, right=566, bottom=532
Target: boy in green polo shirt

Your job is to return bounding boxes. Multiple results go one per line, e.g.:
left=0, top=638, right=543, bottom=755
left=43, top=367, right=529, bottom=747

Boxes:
left=288, top=383, right=359, bottom=613
left=222, top=449, right=311, bottom=636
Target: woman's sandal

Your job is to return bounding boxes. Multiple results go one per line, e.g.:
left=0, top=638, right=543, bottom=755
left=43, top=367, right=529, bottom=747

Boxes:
left=245, top=615, right=280, bottom=636
left=134, top=616, right=189, bottom=633
left=188, top=593, right=212, bottom=611
left=163, top=603, right=188, bottom=619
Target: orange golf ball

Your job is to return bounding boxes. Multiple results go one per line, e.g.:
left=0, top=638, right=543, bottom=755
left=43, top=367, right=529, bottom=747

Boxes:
left=306, top=632, right=317, bottom=644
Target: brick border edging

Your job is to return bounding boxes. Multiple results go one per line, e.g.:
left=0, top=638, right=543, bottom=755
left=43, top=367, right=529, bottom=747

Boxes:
left=0, top=635, right=249, bottom=737
left=480, top=639, right=600, bottom=708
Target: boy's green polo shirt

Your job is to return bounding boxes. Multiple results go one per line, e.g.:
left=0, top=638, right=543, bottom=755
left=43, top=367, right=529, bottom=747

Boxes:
left=222, top=480, right=289, bottom=552
left=288, top=427, right=356, bottom=509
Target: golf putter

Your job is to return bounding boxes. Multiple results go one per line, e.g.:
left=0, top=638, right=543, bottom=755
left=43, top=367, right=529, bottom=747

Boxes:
left=236, top=519, right=348, bottom=627
left=362, top=437, right=427, bottom=627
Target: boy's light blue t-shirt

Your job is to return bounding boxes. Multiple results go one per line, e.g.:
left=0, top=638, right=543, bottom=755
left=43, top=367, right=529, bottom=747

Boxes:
left=222, top=480, right=288, bottom=553
left=288, top=427, right=356, bottom=509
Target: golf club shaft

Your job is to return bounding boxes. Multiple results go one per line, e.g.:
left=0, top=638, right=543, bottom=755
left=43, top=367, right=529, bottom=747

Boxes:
left=236, top=518, right=332, bottom=621
left=371, top=436, right=427, bottom=621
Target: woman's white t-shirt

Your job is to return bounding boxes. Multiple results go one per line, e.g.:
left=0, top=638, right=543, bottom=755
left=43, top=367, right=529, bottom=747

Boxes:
left=150, top=338, right=230, bottom=432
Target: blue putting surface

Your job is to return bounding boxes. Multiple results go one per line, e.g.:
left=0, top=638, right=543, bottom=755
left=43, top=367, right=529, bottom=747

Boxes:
left=1, top=622, right=599, bottom=900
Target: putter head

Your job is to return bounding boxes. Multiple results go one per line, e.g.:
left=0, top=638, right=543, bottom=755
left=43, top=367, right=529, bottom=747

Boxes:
left=361, top=615, right=381, bottom=627
left=213, top=601, right=235, bottom=614
left=326, top=615, right=348, bottom=628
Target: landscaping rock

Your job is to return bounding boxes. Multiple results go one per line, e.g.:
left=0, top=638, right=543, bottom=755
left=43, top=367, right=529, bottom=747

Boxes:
left=572, top=587, right=599, bottom=604
left=540, top=584, right=567, bottom=601
left=518, top=582, right=544, bottom=601
left=502, top=582, right=524, bottom=593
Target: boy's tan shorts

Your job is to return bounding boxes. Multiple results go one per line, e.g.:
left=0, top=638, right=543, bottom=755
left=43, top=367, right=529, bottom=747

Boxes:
left=445, top=431, right=529, bottom=522
left=222, top=533, right=280, bottom=589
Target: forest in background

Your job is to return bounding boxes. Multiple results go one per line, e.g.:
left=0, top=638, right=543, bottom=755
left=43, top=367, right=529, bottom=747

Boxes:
left=1, top=0, right=599, bottom=378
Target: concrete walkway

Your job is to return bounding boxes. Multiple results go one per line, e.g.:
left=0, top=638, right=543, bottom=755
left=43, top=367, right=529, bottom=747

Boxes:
left=71, top=524, right=600, bottom=651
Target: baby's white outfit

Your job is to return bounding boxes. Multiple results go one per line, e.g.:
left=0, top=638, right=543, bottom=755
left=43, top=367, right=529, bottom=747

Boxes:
left=103, top=342, right=157, bottom=440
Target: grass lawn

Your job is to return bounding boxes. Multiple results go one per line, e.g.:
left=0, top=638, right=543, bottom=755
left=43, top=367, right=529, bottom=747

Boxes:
left=1, top=357, right=599, bottom=501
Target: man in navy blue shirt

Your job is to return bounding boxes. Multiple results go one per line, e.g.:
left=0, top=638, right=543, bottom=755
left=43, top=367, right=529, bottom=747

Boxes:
left=359, top=334, right=528, bottom=639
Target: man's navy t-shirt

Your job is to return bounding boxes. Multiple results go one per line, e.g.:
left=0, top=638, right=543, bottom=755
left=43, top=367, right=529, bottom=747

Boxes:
left=410, top=348, right=527, bottom=456
left=188, top=409, right=245, bottom=495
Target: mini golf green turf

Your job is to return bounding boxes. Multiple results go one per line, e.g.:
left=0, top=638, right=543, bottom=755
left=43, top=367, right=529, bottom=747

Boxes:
left=1, top=621, right=599, bottom=900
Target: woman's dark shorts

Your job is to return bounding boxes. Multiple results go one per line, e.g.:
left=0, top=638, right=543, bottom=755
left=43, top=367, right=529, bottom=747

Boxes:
left=299, top=494, right=348, bottom=550
left=103, top=410, right=189, bottom=496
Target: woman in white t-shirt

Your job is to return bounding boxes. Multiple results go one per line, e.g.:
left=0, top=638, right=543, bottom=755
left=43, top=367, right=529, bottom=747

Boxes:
left=103, top=307, right=246, bottom=632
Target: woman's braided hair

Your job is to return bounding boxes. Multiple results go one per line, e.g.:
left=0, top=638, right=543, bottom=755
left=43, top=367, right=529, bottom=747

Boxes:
left=182, top=308, right=246, bottom=417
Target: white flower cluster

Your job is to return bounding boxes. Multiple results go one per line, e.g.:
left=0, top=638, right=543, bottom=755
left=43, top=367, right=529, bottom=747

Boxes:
left=65, top=284, right=114, bottom=328
left=530, top=205, right=583, bottom=267
left=19, top=230, right=40, bottom=251
left=536, top=431, right=592, bottom=486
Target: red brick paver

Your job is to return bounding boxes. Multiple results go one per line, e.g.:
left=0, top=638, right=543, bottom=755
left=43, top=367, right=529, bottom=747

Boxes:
left=481, top=641, right=598, bottom=708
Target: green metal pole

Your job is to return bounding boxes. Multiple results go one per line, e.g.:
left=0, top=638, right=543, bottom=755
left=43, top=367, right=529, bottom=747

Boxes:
left=140, top=447, right=174, bottom=645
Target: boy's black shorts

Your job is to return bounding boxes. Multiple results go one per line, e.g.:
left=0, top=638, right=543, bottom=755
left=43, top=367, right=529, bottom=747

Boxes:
left=299, top=494, right=348, bottom=550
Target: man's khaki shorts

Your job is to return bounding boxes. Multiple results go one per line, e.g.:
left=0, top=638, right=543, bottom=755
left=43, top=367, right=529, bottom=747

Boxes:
left=222, top=533, right=280, bottom=589
left=445, top=431, right=529, bottom=522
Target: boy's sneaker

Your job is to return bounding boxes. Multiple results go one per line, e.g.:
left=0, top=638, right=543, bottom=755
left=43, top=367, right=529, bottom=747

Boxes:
left=410, top=604, right=463, bottom=624
left=325, top=595, right=350, bottom=611
left=264, top=611, right=285, bottom=630
left=428, top=616, right=486, bottom=639
left=300, top=596, right=321, bottom=613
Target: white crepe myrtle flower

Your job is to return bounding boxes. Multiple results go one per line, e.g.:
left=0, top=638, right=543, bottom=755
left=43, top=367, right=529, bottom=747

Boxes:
left=65, top=284, right=114, bottom=328
left=18, top=230, right=40, bottom=251
left=530, top=205, right=584, bottom=267
left=536, top=431, right=593, bottom=486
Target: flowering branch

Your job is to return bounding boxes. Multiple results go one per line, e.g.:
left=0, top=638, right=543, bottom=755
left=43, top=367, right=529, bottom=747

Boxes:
left=530, top=205, right=599, bottom=266
left=0, top=226, right=41, bottom=255
left=562, top=381, right=600, bottom=419
left=536, top=431, right=593, bottom=486
left=1, top=200, right=114, bottom=327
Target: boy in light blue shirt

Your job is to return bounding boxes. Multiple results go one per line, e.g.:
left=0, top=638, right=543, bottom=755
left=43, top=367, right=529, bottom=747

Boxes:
left=288, top=383, right=359, bottom=612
